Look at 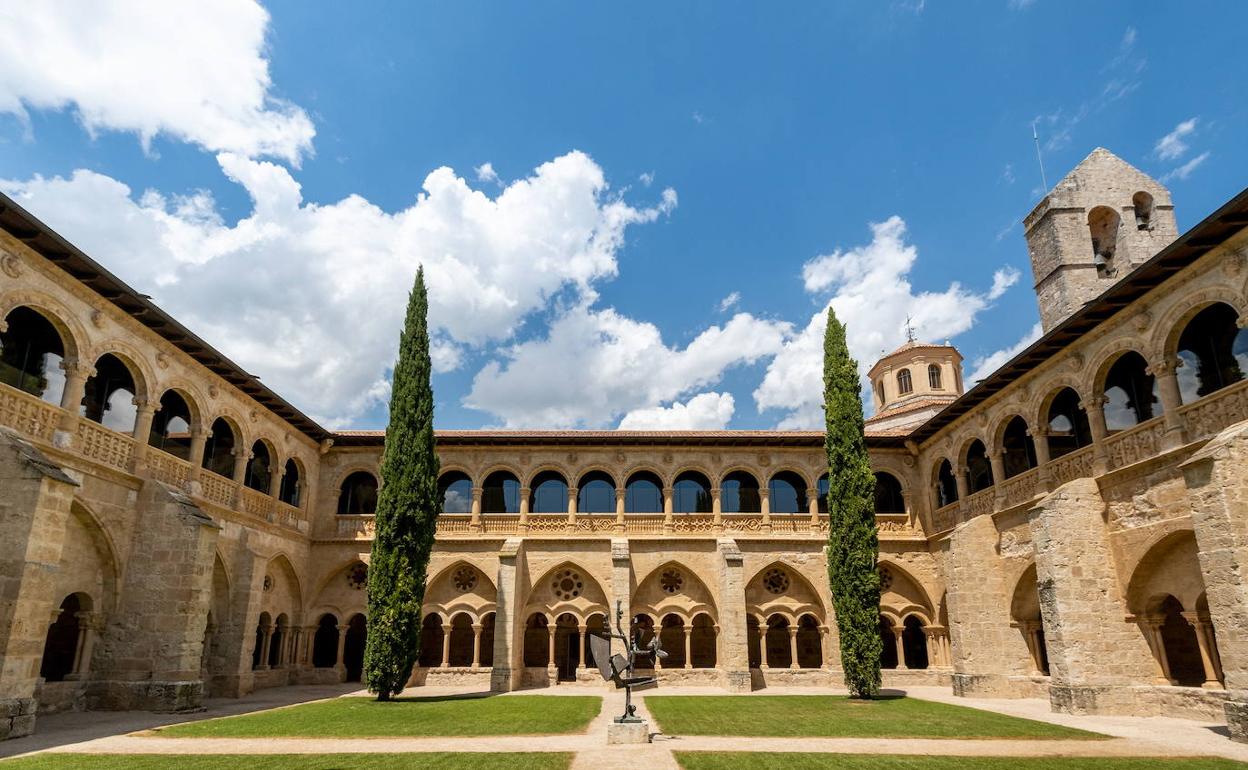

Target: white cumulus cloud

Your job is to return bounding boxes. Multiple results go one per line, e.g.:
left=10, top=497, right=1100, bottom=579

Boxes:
left=755, top=216, right=1019, bottom=429
left=2, top=151, right=676, bottom=427
left=966, top=322, right=1043, bottom=385
left=618, top=392, right=735, bottom=430
left=1161, top=151, right=1210, bottom=183
left=0, top=0, right=315, bottom=163
left=466, top=307, right=789, bottom=428
left=1154, top=117, right=1198, bottom=161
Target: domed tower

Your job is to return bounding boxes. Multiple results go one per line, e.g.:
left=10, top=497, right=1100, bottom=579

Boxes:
left=865, top=340, right=964, bottom=433
left=1024, top=147, right=1178, bottom=333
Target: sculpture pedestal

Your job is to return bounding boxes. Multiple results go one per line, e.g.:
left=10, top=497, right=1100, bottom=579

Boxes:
left=607, top=720, right=650, bottom=744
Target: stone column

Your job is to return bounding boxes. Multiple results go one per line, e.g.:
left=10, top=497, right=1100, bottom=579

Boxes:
left=941, top=514, right=1033, bottom=696
left=760, top=488, right=771, bottom=532
left=1149, top=358, right=1186, bottom=450
left=893, top=627, right=907, bottom=670
left=230, top=448, right=251, bottom=509
left=469, top=487, right=482, bottom=532
left=988, top=449, right=1006, bottom=506
left=56, top=359, right=93, bottom=436
left=1029, top=477, right=1155, bottom=714
left=820, top=626, right=832, bottom=669
left=546, top=624, right=557, bottom=677
left=518, top=487, right=530, bottom=531
left=441, top=624, right=452, bottom=668
left=1081, top=396, right=1110, bottom=474
left=1031, top=428, right=1052, bottom=491
left=953, top=466, right=970, bottom=502
left=576, top=625, right=587, bottom=672
left=69, top=612, right=101, bottom=679
left=567, top=486, right=578, bottom=529
left=186, top=428, right=209, bottom=488
left=682, top=625, right=693, bottom=669
left=335, top=624, right=349, bottom=672
left=662, top=486, right=674, bottom=532
left=757, top=623, right=769, bottom=669
left=712, top=488, right=723, bottom=531
left=1182, top=612, right=1223, bottom=689
left=490, top=538, right=523, bottom=692
left=788, top=626, right=800, bottom=670
left=257, top=623, right=273, bottom=670
left=129, top=398, right=158, bottom=473
left=807, top=488, right=820, bottom=529
left=1180, top=424, right=1248, bottom=740
left=1134, top=617, right=1172, bottom=684
left=716, top=539, right=750, bottom=691
left=472, top=623, right=483, bottom=668
left=268, top=462, right=285, bottom=498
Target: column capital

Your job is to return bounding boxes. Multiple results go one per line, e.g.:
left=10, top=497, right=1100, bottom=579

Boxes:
left=59, top=358, right=95, bottom=378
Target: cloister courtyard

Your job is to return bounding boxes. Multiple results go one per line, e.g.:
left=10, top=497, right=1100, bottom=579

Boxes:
left=0, top=683, right=1244, bottom=768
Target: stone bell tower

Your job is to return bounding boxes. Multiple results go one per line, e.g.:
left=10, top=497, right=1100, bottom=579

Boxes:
left=1023, top=147, right=1178, bottom=332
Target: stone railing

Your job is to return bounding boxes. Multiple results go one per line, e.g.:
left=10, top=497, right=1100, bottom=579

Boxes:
left=0, top=381, right=308, bottom=533
left=74, top=418, right=135, bottom=471
left=1048, top=445, right=1095, bottom=488
left=148, top=449, right=193, bottom=488
left=1104, top=415, right=1167, bottom=470
left=0, top=385, right=61, bottom=442
left=998, top=467, right=1041, bottom=510
left=965, top=488, right=996, bottom=519
left=1178, top=378, right=1248, bottom=443
left=336, top=514, right=375, bottom=539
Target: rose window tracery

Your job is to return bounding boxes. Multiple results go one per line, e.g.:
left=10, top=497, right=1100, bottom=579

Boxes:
left=263, top=575, right=273, bottom=592
left=453, top=566, right=478, bottom=592
left=763, top=567, right=789, bottom=595
left=660, top=568, right=684, bottom=594
left=552, top=568, right=584, bottom=600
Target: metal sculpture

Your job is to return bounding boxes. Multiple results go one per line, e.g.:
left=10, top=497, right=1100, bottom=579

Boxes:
left=589, top=600, right=666, bottom=723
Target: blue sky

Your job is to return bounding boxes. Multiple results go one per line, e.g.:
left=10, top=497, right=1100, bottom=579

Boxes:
left=1, top=1, right=1244, bottom=430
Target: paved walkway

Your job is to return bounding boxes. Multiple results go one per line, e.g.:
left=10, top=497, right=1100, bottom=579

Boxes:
left=2, top=684, right=1243, bottom=768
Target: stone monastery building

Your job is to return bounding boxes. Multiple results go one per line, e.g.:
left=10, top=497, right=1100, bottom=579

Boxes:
left=3, top=148, right=1248, bottom=742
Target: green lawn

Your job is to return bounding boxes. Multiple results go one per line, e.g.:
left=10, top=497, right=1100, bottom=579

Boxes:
left=0, top=755, right=571, bottom=770
left=674, top=756, right=1243, bottom=770
left=156, top=695, right=600, bottom=738
left=645, top=695, right=1103, bottom=739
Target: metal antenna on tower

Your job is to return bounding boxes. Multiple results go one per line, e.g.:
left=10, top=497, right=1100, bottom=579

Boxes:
left=904, top=315, right=916, bottom=344
left=1032, top=120, right=1049, bottom=192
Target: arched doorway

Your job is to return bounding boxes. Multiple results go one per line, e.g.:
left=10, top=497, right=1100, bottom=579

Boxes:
left=40, top=594, right=85, bottom=682
left=796, top=614, right=822, bottom=669
left=312, top=614, right=339, bottom=668
left=878, top=616, right=898, bottom=669
left=343, top=614, right=366, bottom=682
left=901, top=616, right=929, bottom=670
left=418, top=613, right=445, bottom=668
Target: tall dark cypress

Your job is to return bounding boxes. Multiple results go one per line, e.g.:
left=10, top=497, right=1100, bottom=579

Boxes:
left=823, top=306, right=882, bottom=698
left=364, top=267, right=440, bottom=701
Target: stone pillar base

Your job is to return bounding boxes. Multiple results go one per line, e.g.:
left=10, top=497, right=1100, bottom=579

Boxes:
left=1226, top=698, right=1248, bottom=743
left=951, top=673, right=1016, bottom=698
left=0, top=698, right=37, bottom=740
left=1048, top=684, right=1121, bottom=715
left=722, top=669, right=751, bottom=693
left=490, top=667, right=517, bottom=693
left=607, top=720, right=650, bottom=744
left=84, top=680, right=204, bottom=712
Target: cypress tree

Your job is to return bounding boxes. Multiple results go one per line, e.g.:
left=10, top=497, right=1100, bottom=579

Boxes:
left=364, top=267, right=441, bottom=701
left=822, top=306, right=882, bottom=699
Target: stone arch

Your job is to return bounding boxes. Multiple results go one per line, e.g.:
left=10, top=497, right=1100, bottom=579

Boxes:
left=523, top=561, right=609, bottom=622
left=60, top=501, right=121, bottom=615
left=1156, top=290, right=1248, bottom=360
left=1032, top=378, right=1089, bottom=431
left=522, top=463, right=572, bottom=490
left=621, top=462, right=671, bottom=488
left=87, top=341, right=154, bottom=405
left=261, top=553, right=303, bottom=624
left=308, top=559, right=368, bottom=622
left=670, top=463, right=716, bottom=488
left=1126, top=529, right=1208, bottom=616
left=1010, top=562, right=1049, bottom=675
left=632, top=561, right=718, bottom=624
left=878, top=560, right=935, bottom=624
left=1091, top=343, right=1160, bottom=395
left=423, top=560, right=498, bottom=621
left=206, top=410, right=250, bottom=450
left=153, top=383, right=206, bottom=436
left=0, top=290, right=86, bottom=361
left=745, top=561, right=825, bottom=622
